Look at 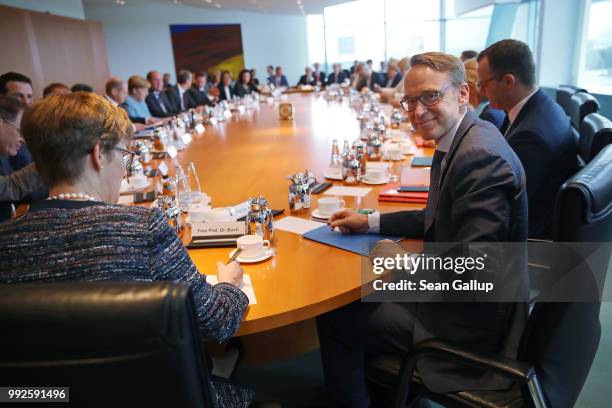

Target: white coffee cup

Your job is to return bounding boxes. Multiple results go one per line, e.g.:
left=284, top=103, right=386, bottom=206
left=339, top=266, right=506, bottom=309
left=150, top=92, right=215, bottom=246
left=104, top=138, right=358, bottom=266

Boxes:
left=237, top=234, right=271, bottom=258
left=189, top=203, right=212, bottom=223
left=128, top=175, right=148, bottom=188
left=387, top=145, right=403, bottom=160
left=318, top=197, right=346, bottom=216
left=365, top=167, right=388, bottom=182
left=200, top=207, right=235, bottom=223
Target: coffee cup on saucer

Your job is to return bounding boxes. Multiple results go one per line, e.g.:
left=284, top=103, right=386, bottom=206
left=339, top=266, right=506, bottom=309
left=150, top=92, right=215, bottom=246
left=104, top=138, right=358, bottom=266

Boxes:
left=364, top=167, right=388, bottom=183
left=318, top=197, right=345, bottom=216
left=189, top=203, right=212, bottom=223
left=237, top=235, right=271, bottom=258
left=128, top=175, right=149, bottom=189
left=386, top=145, right=403, bottom=161
left=198, top=207, right=235, bottom=223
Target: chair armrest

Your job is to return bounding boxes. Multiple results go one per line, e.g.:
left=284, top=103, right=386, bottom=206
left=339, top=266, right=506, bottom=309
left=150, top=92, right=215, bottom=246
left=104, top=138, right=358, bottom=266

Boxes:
left=405, top=339, right=535, bottom=382
left=390, top=339, right=535, bottom=408
left=527, top=238, right=553, bottom=243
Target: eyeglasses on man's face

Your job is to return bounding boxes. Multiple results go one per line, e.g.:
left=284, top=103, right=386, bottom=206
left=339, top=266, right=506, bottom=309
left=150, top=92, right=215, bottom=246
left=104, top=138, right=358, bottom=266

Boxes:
left=1, top=118, right=21, bottom=133
left=400, top=85, right=452, bottom=112
left=476, top=74, right=504, bottom=89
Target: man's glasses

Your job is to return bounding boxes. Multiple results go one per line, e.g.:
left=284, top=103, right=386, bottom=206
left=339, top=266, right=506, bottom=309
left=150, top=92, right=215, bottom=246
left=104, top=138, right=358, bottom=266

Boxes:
left=113, top=146, right=135, bottom=171
left=400, top=86, right=452, bottom=112
left=476, top=74, right=504, bottom=89
left=1, top=118, right=21, bottom=133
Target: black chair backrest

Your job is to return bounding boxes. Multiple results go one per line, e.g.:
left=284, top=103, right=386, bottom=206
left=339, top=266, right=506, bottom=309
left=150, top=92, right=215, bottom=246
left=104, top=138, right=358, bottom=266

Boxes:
left=0, top=282, right=214, bottom=407
left=557, top=85, right=586, bottom=116
left=569, top=92, right=600, bottom=130
left=522, top=145, right=612, bottom=407
left=554, top=144, right=612, bottom=242
left=580, top=113, right=612, bottom=164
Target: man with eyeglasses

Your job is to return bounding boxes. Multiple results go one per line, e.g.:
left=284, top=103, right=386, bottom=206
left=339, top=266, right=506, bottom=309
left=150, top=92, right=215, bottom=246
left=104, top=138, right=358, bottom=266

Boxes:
left=477, top=39, right=577, bottom=239
left=318, top=52, right=528, bottom=407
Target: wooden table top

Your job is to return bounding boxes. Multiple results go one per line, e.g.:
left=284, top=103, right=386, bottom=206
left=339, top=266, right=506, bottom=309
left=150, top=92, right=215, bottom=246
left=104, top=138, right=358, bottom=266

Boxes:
left=171, top=93, right=433, bottom=336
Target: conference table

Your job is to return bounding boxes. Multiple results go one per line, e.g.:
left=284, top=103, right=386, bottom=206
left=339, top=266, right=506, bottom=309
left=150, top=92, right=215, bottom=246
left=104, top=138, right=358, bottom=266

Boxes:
left=166, top=92, right=433, bottom=341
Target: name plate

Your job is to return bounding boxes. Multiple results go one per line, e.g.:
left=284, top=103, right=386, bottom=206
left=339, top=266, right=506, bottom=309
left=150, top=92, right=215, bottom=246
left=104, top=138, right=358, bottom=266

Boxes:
left=182, top=132, right=192, bottom=144
left=157, top=161, right=169, bottom=176
left=191, top=221, right=246, bottom=239
left=167, top=145, right=178, bottom=159
left=194, top=123, right=205, bottom=134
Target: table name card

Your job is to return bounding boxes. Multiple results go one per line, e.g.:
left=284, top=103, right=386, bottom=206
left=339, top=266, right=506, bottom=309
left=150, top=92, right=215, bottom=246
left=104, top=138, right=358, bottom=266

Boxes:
left=157, top=161, right=168, bottom=176
left=191, top=222, right=246, bottom=238
left=167, top=145, right=178, bottom=159
left=194, top=123, right=205, bottom=134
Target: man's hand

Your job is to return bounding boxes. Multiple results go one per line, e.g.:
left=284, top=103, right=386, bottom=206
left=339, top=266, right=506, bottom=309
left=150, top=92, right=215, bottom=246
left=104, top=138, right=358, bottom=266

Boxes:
left=216, top=261, right=243, bottom=287
left=328, top=209, right=369, bottom=234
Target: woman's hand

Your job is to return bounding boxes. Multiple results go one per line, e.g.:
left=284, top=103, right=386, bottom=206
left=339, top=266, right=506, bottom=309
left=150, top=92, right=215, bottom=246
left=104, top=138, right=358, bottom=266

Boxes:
left=216, top=260, right=243, bottom=287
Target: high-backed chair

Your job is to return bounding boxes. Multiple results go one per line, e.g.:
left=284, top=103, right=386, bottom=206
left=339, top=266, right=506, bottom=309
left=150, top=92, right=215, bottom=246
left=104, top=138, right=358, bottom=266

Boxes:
left=367, top=145, right=612, bottom=408
left=579, top=113, right=612, bottom=165
left=557, top=85, right=586, bottom=116
left=0, top=282, right=215, bottom=407
left=569, top=92, right=600, bottom=130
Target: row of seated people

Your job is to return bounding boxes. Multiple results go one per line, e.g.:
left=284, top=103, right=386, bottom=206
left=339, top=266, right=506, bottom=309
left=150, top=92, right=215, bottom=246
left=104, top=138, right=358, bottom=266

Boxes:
left=0, top=39, right=610, bottom=406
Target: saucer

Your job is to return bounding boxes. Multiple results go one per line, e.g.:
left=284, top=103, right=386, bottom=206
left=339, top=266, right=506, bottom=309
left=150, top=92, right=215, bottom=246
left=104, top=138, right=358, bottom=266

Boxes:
left=229, top=248, right=274, bottom=263
left=311, top=208, right=333, bottom=220
left=361, top=176, right=390, bottom=185
left=323, top=169, right=343, bottom=180
left=119, top=179, right=149, bottom=194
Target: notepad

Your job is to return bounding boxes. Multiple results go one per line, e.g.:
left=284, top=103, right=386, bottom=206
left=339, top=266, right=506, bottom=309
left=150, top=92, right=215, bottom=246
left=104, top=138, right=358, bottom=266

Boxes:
left=324, top=186, right=372, bottom=197
left=411, top=156, right=434, bottom=167
left=302, top=225, right=401, bottom=257
left=378, top=184, right=429, bottom=204
left=274, top=216, right=324, bottom=235
left=206, top=274, right=257, bottom=305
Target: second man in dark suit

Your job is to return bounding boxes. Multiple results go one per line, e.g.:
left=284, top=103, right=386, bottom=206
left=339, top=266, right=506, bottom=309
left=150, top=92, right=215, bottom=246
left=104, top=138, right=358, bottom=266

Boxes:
left=477, top=39, right=578, bottom=238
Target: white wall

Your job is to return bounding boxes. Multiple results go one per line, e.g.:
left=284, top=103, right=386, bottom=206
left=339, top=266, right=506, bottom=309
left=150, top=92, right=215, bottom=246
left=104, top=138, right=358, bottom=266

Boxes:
left=0, top=0, right=85, bottom=19
left=82, top=0, right=309, bottom=86
left=536, top=0, right=586, bottom=86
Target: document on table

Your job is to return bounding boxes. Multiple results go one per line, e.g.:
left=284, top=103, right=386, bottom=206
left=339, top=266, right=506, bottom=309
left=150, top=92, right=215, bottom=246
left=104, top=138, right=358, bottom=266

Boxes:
left=274, top=216, right=324, bottom=236
left=324, top=186, right=372, bottom=197
left=206, top=274, right=257, bottom=305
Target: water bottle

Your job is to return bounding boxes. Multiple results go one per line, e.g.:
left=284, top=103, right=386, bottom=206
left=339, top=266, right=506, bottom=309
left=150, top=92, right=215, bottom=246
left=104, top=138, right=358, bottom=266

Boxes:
left=187, top=162, right=203, bottom=203
left=175, top=165, right=192, bottom=212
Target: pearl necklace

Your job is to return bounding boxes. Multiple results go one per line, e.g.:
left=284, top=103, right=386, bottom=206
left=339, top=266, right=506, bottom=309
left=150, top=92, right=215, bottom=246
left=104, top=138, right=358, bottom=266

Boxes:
left=47, top=192, right=96, bottom=201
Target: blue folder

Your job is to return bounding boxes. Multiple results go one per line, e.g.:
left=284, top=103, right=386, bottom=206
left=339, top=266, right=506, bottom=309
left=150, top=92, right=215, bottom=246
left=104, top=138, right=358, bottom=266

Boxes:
left=302, top=225, right=401, bottom=257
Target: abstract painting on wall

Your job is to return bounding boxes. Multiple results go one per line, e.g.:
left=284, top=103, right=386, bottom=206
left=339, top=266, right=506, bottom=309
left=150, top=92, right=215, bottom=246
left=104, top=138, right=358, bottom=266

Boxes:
left=169, top=24, right=244, bottom=80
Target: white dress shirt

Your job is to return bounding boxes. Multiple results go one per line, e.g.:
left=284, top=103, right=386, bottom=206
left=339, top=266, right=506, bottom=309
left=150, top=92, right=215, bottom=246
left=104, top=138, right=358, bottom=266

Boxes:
left=506, top=87, right=539, bottom=131
left=367, top=109, right=467, bottom=230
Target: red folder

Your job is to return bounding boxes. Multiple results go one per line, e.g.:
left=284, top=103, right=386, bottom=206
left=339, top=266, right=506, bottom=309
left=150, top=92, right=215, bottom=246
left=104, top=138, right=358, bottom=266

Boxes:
left=378, top=183, right=429, bottom=204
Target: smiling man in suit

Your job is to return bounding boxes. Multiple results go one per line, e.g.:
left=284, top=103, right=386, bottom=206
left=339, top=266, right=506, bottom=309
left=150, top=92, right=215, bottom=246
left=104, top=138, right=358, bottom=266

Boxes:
left=318, top=52, right=528, bottom=407
left=145, top=70, right=176, bottom=118
left=477, top=39, right=577, bottom=238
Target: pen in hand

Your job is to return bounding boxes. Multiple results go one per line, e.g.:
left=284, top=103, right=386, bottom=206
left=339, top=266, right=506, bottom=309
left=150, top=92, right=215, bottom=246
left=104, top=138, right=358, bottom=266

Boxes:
left=227, top=247, right=243, bottom=264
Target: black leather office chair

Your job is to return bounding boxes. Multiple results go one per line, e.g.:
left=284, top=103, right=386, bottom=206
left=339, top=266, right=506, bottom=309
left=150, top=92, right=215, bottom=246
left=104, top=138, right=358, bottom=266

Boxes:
left=0, top=282, right=216, bottom=407
left=569, top=92, right=600, bottom=131
left=579, top=113, right=612, bottom=165
left=367, top=145, right=612, bottom=408
left=556, top=85, right=586, bottom=116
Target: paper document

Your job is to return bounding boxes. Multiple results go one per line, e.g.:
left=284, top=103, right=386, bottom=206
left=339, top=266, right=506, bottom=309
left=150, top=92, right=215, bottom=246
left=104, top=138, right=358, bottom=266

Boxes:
left=324, top=186, right=372, bottom=197
left=274, top=216, right=325, bottom=235
left=206, top=274, right=257, bottom=305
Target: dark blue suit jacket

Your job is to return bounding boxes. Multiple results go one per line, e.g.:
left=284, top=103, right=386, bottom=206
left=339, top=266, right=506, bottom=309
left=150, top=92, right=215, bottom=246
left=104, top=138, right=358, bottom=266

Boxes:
left=505, top=89, right=578, bottom=238
left=326, top=71, right=347, bottom=85
left=479, top=103, right=506, bottom=130
left=145, top=90, right=176, bottom=117
left=380, top=111, right=528, bottom=393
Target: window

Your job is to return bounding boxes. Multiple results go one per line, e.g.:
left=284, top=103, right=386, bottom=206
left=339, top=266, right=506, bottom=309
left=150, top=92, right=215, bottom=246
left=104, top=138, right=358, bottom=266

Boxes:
left=579, top=0, right=612, bottom=93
